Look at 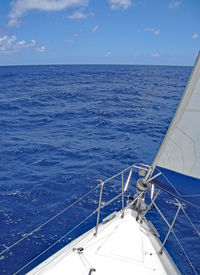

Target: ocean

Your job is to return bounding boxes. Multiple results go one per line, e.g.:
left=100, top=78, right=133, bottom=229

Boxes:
left=0, top=64, right=199, bottom=274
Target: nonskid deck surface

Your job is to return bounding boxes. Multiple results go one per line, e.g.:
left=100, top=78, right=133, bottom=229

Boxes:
left=29, top=209, right=178, bottom=275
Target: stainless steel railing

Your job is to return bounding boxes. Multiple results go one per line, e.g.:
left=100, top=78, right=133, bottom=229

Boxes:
left=141, top=183, right=199, bottom=274
left=1, top=163, right=199, bottom=274
left=93, top=163, right=149, bottom=235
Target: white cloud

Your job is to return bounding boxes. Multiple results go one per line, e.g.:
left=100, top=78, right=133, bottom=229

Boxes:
left=144, top=28, right=160, bottom=36
left=152, top=52, right=160, bottom=57
left=8, top=0, right=88, bottom=26
left=108, top=0, right=131, bottom=10
left=93, top=25, right=99, bottom=32
left=73, top=33, right=80, bottom=37
left=169, top=1, right=181, bottom=9
left=36, top=46, right=47, bottom=52
left=0, top=35, right=36, bottom=53
left=192, top=33, right=199, bottom=39
left=68, top=9, right=87, bottom=19
left=104, top=51, right=111, bottom=57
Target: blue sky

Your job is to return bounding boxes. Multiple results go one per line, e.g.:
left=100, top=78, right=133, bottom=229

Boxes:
left=0, top=0, right=199, bottom=66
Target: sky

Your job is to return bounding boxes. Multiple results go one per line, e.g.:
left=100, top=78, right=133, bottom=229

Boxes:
left=0, top=0, right=199, bottom=66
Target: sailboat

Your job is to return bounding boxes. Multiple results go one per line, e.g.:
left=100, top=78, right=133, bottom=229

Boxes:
left=3, top=53, right=200, bottom=274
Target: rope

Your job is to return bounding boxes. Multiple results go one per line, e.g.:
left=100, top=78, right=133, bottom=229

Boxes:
left=0, top=163, right=140, bottom=258
left=155, top=167, right=181, bottom=196
left=13, top=208, right=98, bottom=275
left=13, top=166, right=140, bottom=274
left=0, top=184, right=101, bottom=257
left=181, top=207, right=200, bottom=237
left=172, top=230, right=198, bottom=275
left=152, top=170, right=200, bottom=210
left=2, top=163, right=199, bottom=274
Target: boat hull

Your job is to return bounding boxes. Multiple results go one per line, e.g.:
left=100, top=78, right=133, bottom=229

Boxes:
left=28, top=208, right=180, bottom=275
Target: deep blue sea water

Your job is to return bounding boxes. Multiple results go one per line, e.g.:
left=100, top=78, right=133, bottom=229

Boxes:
left=0, top=64, right=199, bottom=274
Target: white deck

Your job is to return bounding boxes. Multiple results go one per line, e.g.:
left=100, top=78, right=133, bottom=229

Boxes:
left=29, top=208, right=179, bottom=275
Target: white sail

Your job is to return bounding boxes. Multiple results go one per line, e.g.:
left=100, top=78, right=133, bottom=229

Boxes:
left=152, top=52, right=200, bottom=179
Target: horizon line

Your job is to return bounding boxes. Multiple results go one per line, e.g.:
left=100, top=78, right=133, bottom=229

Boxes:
left=0, top=63, right=192, bottom=67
